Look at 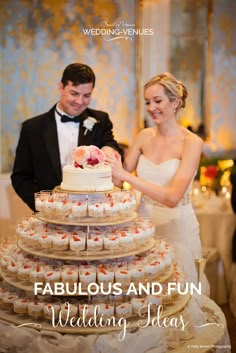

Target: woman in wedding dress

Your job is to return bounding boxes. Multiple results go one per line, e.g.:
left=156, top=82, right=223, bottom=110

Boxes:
left=107, top=72, right=209, bottom=294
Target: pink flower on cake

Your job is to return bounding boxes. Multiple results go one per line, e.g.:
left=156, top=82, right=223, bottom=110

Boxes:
left=83, top=116, right=98, bottom=135
left=71, top=146, right=90, bottom=167
left=71, top=145, right=105, bottom=168
left=88, top=145, right=105, bottom=164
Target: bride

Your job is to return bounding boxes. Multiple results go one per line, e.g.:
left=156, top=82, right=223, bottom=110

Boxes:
left=106, top=72, right=209, bottom=294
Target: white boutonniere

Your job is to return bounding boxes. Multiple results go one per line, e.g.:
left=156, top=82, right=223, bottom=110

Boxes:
left=83, top=117, right=98, bottom=135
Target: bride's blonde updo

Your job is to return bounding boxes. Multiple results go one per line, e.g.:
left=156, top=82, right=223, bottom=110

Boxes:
left=144, top=72, right=188, bottom=112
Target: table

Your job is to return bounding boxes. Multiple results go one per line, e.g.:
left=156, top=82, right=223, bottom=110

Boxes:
left=194, top=196, right=235, bottom=305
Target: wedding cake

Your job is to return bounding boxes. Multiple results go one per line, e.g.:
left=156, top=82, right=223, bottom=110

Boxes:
left=60, top=145, right=114, bottom=192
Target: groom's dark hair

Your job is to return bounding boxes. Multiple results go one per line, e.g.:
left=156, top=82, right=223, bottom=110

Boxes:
left=61, top=63, right=96, bottom=88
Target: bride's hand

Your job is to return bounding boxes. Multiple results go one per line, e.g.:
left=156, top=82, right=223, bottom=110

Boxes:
left=105, top=152, right=125, bottom=180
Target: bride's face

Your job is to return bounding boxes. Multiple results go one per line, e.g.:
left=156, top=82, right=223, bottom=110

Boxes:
left=144, top=84, right=177, bottom=124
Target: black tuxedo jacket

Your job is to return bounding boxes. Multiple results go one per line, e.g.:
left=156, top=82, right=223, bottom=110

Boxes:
left=11, top=105, right=122, bottom=210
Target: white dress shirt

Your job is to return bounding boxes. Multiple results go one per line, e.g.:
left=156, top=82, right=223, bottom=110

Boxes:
left=55, top=105, right=80, bottom=168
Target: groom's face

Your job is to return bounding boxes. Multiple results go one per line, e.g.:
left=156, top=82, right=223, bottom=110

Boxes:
left=58, top=81, right=94, bottom=117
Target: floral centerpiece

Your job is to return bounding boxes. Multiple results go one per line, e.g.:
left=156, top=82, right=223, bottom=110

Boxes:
left=198, top=157, right=234, bottom=193
left=71, top=145, right=105, bottom=169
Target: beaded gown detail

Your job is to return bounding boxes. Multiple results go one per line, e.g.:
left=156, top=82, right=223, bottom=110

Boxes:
left=137, top=155, right=208, bottom=292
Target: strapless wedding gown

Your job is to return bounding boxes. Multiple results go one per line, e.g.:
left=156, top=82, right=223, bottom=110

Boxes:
left=137, top=155, right=208, bottom=294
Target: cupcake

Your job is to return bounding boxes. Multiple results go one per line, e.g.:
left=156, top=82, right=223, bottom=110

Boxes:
left=145, top=261, right=163, bottom=281
left=98, top=303, right=115, bottom=321
left=104, top=234, right=120, bottom=250
left=88, top=199, right=105, bottom=218
left=28, top=300, right=44, bottom=318
left=135, top=217, right=155, bottom=239
left=61, top=301, right=78, bottom=321
left=17, top=263, right=33, bottom=281
left=114, top=269, right=131, bottom=288
left=142, top=224, right=155, bottom=240
left=130, top=267, right=145, bottom=285
left=115, top=302, right=132, bottom=318
left=131, top=297, right=148, bottom=315
left=43, top=302, right=61, bottom=321
left=132, top=228, right=147, bottom=245
left=69, top=234, right=86, bottom=251
left=118, top=231, right=133, bottom=248
left=0, top=255, right=11, bottom=271
left=79, top=266, right=96, bottom=290
left=45, top=268, right=61, bottom=284
left=103, top=199, right=119, bottom=218
left=6, top=260, right=18, bottom=277
left=71, top=199, right=88, bottom=218
left=79, top=303, right=94, bottom=321
left=61, top=266, right=79, bottom=289
left=146, top=294, right=162, bottom=311
left=97, top=267, right=114, bottom=289
left=52, top=234, right=70, bottom=251
left=29, top=264, right=45, bottom=283
left=41, top=194, right=56, bottom=217
left=2, top=293, right=19, bottom=310
left=38, top=234, right=53, bottom=249
left=158, top=240, right=173, bottom=254
left=34, top=192, right=45, bottom=213
left=157, top=252, right=172, bottom=271
left=54, top=199, right=71, bottom=219
left=0, top=288, right=9, bottom=308
left=118, top=191, right=137, bottom=214
left=25, top=231, right=39, bottom=246
left=13, top=298, right=29, bottom=314
left=87, top=234, right=103, bottom=251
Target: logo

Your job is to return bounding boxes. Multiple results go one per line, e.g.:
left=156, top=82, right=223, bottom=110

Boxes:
left=82, top=20, right=154, bottom=42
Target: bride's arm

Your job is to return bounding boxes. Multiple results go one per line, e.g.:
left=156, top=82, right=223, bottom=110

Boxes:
left=107, top=135, right=203, bottom=207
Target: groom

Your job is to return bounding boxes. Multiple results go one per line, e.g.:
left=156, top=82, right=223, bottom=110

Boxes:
left=11, top=63, right=123, bottom=211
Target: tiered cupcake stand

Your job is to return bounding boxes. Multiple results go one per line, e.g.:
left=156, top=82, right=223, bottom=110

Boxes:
left=0, top=188, right=190, bottom=335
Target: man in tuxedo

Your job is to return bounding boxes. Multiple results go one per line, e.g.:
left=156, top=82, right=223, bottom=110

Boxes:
left=11, top=63, right=123, bottom=211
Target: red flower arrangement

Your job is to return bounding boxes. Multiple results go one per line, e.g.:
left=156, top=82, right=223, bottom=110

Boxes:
left=202, top=164, right=223, bottom=192
left=203, top=165, right=219, bottom=179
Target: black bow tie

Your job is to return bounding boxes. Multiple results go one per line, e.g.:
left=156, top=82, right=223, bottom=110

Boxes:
left=56, top=109, right=81, bottom=123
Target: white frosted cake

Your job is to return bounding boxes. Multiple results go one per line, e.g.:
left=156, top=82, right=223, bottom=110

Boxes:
left=60, top=145, right=114, bottom=191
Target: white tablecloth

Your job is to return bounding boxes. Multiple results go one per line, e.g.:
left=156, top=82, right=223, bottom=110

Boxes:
left=195, top=197, right=235, bottom=305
